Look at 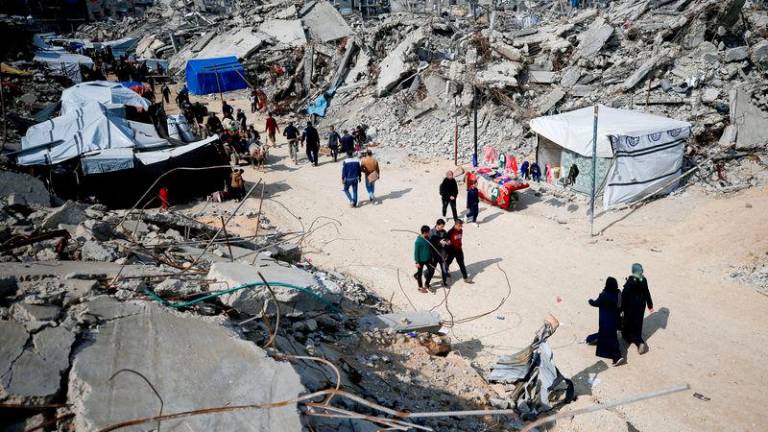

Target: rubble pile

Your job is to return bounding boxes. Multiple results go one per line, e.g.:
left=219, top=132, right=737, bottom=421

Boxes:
left=0, top=180, right=509, bottom=431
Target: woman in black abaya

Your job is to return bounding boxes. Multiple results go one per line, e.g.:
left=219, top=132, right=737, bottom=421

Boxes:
left=586, top=277, right=625, bottom=366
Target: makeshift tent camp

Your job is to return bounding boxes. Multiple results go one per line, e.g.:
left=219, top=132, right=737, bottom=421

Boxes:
left=185, top=57, right=248, bottom=96
left=529, top=105, right=691, bottom=209
left=60, top=81, right=150, bottom=115
left=17, top=102, right=167, bottom=167
left=33, top=51, right=93, bottom=83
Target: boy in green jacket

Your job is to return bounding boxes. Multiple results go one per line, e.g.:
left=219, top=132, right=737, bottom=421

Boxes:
left=414, top=225, right=434, bottom=292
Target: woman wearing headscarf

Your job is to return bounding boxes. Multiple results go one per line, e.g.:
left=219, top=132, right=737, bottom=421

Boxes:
left=587, top=277, right=625, bottom=366
left=621, top=263, right=654, bottom=354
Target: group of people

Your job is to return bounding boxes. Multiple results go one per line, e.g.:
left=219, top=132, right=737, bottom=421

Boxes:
left=340, top=149, right=380, bottom=207
left=439, top=170, right=481, bottom=225
left=413, top=218, right=471, bottom=293
left=587, top=263, right=654, bottom=366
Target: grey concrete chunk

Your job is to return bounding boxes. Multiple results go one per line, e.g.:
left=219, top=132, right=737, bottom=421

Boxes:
left=81, top=240, right=118, bottom=262
left=68, top=302, right=304, bottom=432
left=0, top=171, right=50, bottom=207
left=750, top=40, right=768, bottom=67
left=359, top=311, right=442, bottom=333
left=42, top=201, right=86, bottom=230
left=0, top=320, right=29, bottom=383
left=528, top=70, right=557, bottom=84
left=560, top=67, right=582, bottom=88
left=258, top=19, right=307, bottom=47
left=724, top=46, right=748, bottom=62
left=1, top=325, right=74, bottom=402
left=476, top=61, right=521, bottom=89
left=376, top=28, right=427, bottom=96
left=623, top=54, right=662, bottom=91
left=300, top=1, right=352, bottom=43
left=574, top=20, right=613, bottom=59
left=11, top=303, right=60, bottom=330
left=729, top=88, right=768, bottom=150
left=534, top=87, right=566, bottom=115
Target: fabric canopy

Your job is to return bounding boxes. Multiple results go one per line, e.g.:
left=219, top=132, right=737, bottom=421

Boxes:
left=529, top=105, right=691, bottom=158
left=61, top=81, right=150, bottom=116
left=17, top=102, right=167, bottom=167
left=33, top=51, right=94, bottom=83
left=185, top=57, right=248, bottom=96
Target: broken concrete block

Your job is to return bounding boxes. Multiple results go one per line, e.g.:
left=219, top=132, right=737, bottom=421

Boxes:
left=63, top=279, right=98, bottom=307
left=623, top=54, right=662, bottom=91
left=560, top=67, right=582, bottom=88
left=258, top=19, right=307, bottom=48
left=11, top=303, right=60, bottom=331
left=724, top=46, right=748, bottom=62
left=476, top=61, right=521, bottom=89
left=75, top=219, right=114, bottom=242
left=207, top=261, right=330, bottom=314
left=729, top=88, right=768, bottom=150
left=359, top=310, right=442, bottom=333
left=701, top=87, right=720, bottom=103
left=0, top=171, right=50, bottom=207
left=491, top=40, right=522, bottom=61
left=750, top=40, right=768, bottom=67
left=377, top=28, right=427, bottom=96
left=68, top=302, right=304, bottom=431
left=534, top=87, right=566, bottom=115
left=574, top=20, right=613, bottom=59
left=424, top=74, right=448, bottom=101
left=117, top=220, right=150, bottom=239
left=81, top=240, right=118, bottom=262
left=719, top=125, right=737, bottom=146
left=528, top=70, right=557, bottom=84
left=42, top=201, right=86, bottom=230
left=1, top=324, right=74, bottom=402
left=300, top=1, right=352, bottom=43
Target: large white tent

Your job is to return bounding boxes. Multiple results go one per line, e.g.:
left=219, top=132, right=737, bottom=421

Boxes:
left=61, top=81, right=150, bottom=116
left=33, top=51, right=94, bottom=83
left=529, top=105, right=691, bottom=209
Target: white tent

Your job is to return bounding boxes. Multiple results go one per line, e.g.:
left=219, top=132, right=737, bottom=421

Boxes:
left=60, top=81, right=150, bottom=116
left=17, top=102, right=167, bottom=168
left=529, top=105, right=691, bottom=209
left=33, top=51, right=94, bottom=83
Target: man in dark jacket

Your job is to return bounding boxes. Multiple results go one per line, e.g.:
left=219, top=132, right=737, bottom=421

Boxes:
left=621, top=263, right=654, bottom=354
left=466, top=181, right=480, bottom=225
left=440, top=171, right=459, bottom=221
left=283, top=122, right=300, bottom=164
left=327, top=125, right=341, bottom=162
left=302, top=121, right=320, bottom=166
left=341, top=151, right=361, bottom=207
left=587, top=277, right=625, bottom=366
left=429, top=219, right=450, bottom=287
left=206, top=113, right=222, bottom=135
left=340, top=130, right=355, bottom=155
left=413, top=225, right=433, bottom=293
left=222, top=100, right=234, bottom=119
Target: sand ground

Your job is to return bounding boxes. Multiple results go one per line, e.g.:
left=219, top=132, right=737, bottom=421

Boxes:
left=183, top=95, right=768, bottom=431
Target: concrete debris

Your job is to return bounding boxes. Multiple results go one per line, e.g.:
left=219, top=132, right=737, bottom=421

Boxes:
left=574, top=19, right=614, bottom=59
left=68, top=301, right=304, bottom=431
left=258, top=19, right=307, bottom=48
left=0, top=171, right=51, bottom=207
left=534, top=87, right=566, bottom=115
left=41, top=201, right=86, bottom=230
left=729, top=87, right=768, bottom=150
left=377, top=27, right=428, bottom=96
left=359, top=310, right=442, bottom=333
left=476, top=62, right=522, bottom=89
left=724, top=46, right=749, bottom=63
left=300, top=1, right=353, bottom=43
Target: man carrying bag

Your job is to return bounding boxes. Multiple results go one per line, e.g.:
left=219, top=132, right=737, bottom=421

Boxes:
left=361, top=149, right=381, bottom=204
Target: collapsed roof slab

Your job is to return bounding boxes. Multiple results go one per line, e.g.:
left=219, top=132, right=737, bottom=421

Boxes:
left=258, top=19, right=307, bottom=48
left=299, top=1, right=353, bottom=43
left=68, top=300, right=305, bottom=432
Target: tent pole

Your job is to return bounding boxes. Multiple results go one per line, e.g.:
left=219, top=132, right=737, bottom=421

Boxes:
left=589, top=105, right=599, bottom=236
left=214, top=70, right=223, bottom=102
left=473, top=85, right=478, bottom=167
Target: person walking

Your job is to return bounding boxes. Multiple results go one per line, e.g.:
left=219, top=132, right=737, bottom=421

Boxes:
left=587, top=277, right=626, bottom=366
left=161, top=82, right=171, bottom=104
left=341, top=151, right=362, bottom=207
left=283, top=122, right=300, bottom=164
left=360, top=149, right=380, bottom=204
left=222, top=100, right=234, bottom=119
left=206, top=112, right=222, bottom=136
left=327, top=125, right=341, bottom=162
left=230, top=169, right=246, bottom=201
left=429, top=219, right=450, bottom=287
left=265, top=112, right=279, bottom=146
left=302, top=121, right=320, bottom=166
left=340, top=129, right=355, bottom=155
left=466, top=181, right=480, bottom=226
left=414, top=225, right=434, bottom=293
left=445, top=219, right=471, bottom=283
left=250, top=90, right=258, bottom=113
left=621, top=263, right=654, bottom=354
left=440, top=171, right=459, bottom=221
left=236, top=108, right=247, bottom=132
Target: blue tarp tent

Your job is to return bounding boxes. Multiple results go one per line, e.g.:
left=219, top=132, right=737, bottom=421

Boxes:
left=186, top=57, right=248, bottom=96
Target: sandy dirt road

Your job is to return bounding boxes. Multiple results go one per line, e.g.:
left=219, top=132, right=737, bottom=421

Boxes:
left=187, top=99, right=768, bottom=431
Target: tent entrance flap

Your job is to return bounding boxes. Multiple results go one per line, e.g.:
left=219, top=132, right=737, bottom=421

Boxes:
left=186, top=57, right=249, bottom=96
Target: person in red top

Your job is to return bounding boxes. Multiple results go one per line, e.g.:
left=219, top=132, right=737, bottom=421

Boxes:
left=158, top=186, right=169, bottom=210
left=445, top=219, right=472, bottom=283
left=264, top=112, right=279, bottom=146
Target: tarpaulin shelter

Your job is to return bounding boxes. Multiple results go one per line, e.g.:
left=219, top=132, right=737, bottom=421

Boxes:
left=33, top=51, right=94, bottom=83
left=60, top=81, right=150, bottom=116
left=185, top=57, right=248, bottom=96
left=529, top=105, right=691, bottom=209
left=84, top=37, right=137, bottom=57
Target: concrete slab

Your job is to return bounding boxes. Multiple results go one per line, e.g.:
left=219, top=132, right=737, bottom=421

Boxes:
left=376, top=28, right=427, bottom=96
left=534, top=87, right=566, bottom=114
left=0, top=171, right=50, bottom=207
left=42, top=201, right=86, bottom=230
left=574, top=20, right=613, bottom=59
left=196, top=27, right=268, bottom=60
left=258, top=19, right=307, bottom=48
left=300, top=1, right=352, bottom=43
left=528, top=70, right=557, bottom=84
left=207, top=261, right=332, bottom=314
left=729, top=87, right=768, bottom=150
left=359, top=311, right=442, bottom=333
left=0, top=261, right=163, bottom=280
left=1, top=324, right=74, bottom=402
left=68, top=301, right=304, bottom=432
left=476, top=61, right=521, bottom=89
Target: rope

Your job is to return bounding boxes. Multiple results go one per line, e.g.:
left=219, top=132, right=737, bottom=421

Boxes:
left=143, top=280, right=339, bottom=312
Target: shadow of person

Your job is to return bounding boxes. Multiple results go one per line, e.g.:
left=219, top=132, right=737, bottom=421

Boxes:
left=570, top=360, right=609, bottom=396
left=377, top=187, right=412, bottom=202
left=451, top=338, right=484, bottom=360
left=466, top=257, right=503, bottom=277
left=480, top=211, right=503, bottom=224
left=643, top=307, right=670, bottom=342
